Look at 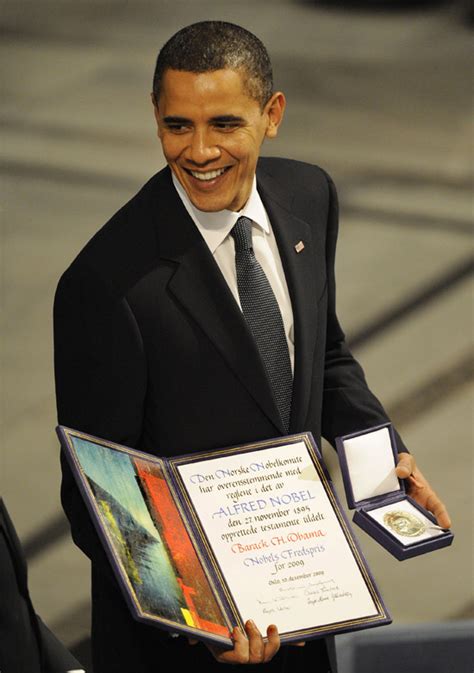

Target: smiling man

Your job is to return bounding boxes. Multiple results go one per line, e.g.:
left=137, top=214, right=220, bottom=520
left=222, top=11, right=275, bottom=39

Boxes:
left=53, top=20, right=451, bottom=673
left=153, top=66, right=284, bottom=213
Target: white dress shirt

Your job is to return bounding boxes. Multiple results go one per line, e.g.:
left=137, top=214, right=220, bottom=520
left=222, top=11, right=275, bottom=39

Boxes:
left=171, top=172, right=295, bottom=375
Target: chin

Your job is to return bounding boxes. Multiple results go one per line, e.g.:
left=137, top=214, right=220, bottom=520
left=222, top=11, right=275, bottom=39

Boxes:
left=190, top=194, right=234, bottom=213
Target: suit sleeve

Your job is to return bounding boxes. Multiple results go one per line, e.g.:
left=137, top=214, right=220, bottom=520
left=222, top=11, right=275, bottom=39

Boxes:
left=37, top=616, right=85, bottom=673
left=320, top=170, right=409, bottom=454
left=53, top=264, right=147, bottom=565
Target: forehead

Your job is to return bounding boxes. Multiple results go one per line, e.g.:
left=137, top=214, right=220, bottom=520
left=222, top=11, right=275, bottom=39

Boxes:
left=158, top=68, right=260, bottom=114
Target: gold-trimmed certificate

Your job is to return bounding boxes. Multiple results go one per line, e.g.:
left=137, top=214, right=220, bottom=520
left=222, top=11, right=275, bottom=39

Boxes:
left=57, top=426, right=391, bottom=648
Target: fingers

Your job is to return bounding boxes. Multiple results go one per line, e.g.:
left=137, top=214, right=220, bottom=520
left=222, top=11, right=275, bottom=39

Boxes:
left=264, top=623, right=281, bottom=658
left=289, top=640, right=306, bottom=646
left=395, top=452, right=415, bottom=479
left=246, top=620, right=280, bottom=664
left=245, top=620, right=266, bottom=663
left=205, top=621, right=280, bottom=664
left=230, top=624, right=255, bottom=664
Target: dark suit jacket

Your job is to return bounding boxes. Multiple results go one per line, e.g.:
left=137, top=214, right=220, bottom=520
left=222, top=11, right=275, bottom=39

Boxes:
left=53, top=157, right=408, bottom=672
left=0, top=498, right=84, bottom=673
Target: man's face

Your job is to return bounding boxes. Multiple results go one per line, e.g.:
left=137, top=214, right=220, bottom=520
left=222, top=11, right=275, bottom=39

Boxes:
left=153, top=68, right=285, bottom=212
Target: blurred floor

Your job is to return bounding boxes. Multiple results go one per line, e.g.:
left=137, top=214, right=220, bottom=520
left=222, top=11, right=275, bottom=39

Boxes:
left=1, top=0, right=472, bottom=663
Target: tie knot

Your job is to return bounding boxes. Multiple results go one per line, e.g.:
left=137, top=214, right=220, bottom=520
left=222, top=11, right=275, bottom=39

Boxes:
left=231, top=216, right=253, bottom=252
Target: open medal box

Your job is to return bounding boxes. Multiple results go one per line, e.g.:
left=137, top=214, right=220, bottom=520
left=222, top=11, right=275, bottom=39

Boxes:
left=335, top=422, right=454, bottom=560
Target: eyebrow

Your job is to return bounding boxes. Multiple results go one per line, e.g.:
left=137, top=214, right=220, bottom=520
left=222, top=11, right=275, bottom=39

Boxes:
left=163, top=115, right=245, bottom=124
left=163, top=116, right=191, bottom=124
left=211, top=115, right=245, bottom=123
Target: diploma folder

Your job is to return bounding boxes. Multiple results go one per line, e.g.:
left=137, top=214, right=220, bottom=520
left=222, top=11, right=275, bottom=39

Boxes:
left=57, top=426, right=391, bottom=648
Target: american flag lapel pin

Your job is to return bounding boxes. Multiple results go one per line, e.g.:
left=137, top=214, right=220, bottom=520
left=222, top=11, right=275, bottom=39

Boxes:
left=294, top=240, right=305, bottom=253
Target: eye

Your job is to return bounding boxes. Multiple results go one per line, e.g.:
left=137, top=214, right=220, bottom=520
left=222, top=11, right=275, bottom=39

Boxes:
left=165, top=123, right=190, bottom=134
left=214, top=121, right=241, bottom=131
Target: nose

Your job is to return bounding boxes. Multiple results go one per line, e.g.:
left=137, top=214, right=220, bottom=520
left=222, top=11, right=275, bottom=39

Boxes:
left=187, top=127, right=220, bottom=165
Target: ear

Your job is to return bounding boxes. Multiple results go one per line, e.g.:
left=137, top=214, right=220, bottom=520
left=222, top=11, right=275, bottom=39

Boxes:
left=264, top=91, right=286, bottom=139
left=150, top=92, right=162, bottom=138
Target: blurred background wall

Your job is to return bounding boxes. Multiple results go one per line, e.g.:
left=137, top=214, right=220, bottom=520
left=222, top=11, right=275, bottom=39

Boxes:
left=1, top=0, right=472, bottom=670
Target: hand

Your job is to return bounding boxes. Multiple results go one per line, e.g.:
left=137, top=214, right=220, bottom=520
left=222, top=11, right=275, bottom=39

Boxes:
left=187, top=620, right=281, bottom=663
left=187, top=624, right=306, bottom=650
left=395, top=453, right=452, bottom=529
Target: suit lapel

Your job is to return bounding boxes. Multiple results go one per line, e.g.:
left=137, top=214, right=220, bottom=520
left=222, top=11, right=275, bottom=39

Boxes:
left=256, top=165, right=320, bottom=433
left=155, top=168, right=285, bottom=434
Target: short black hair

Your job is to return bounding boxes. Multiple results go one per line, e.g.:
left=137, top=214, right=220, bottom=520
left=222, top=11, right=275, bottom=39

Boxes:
left=152, top=21, right=273, bottom=110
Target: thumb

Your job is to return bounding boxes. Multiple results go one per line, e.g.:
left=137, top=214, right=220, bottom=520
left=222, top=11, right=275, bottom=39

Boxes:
left=395, top=452, right=414, bottom=479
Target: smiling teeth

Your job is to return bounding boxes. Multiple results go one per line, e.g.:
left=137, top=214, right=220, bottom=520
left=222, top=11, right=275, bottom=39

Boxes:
left=190, top=168, right=226, bottom=181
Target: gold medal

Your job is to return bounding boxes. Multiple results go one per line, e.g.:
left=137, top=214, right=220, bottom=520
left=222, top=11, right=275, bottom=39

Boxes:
left=383, top=510, right=426, bottom=537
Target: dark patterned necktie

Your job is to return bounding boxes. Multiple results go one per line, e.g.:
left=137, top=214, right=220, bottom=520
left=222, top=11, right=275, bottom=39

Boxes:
left=230, top=216, right=293, bottom=432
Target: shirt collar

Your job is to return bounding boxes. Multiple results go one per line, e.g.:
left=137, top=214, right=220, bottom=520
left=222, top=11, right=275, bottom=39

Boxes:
left=171, top=171, right=270, bottom=254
